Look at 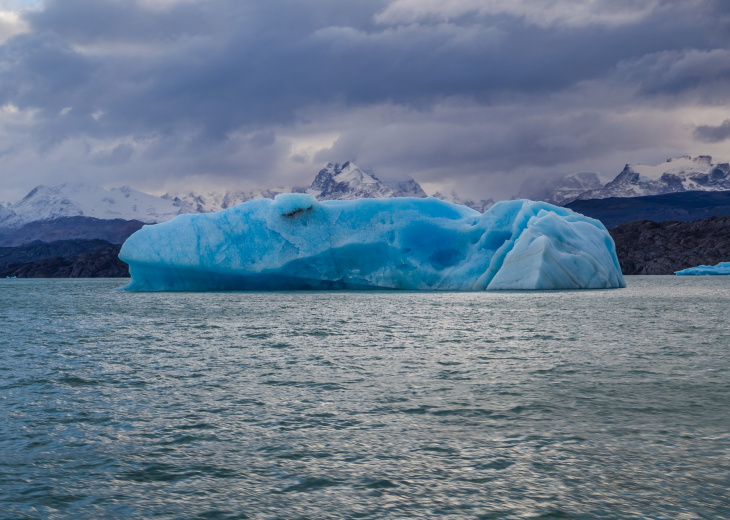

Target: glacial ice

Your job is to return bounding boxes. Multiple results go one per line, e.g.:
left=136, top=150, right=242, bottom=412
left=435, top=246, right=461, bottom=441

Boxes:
left=119, top=194, right=626, bottom=291
left=675, top=262, right=730, bottom=276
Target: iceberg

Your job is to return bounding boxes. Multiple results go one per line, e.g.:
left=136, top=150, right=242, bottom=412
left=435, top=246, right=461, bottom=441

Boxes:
left=675, top=262, right=730, bottom=276
left=119, top=194, right=625, bottom=291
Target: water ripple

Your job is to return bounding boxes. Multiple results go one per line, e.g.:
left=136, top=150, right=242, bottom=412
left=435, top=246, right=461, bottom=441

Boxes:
left=0, top=277, right=729, bottom=519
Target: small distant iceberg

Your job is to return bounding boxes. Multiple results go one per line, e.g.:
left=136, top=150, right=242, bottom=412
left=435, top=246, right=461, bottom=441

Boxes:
left=675, top=262, right=730, bottom=276
left=119, top=195, right=625, bottom=291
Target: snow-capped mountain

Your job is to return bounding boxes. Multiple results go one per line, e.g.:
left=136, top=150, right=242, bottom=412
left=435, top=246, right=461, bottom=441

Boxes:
left=379, top=177, right=428, bottom=198
left=307, top=161, right=426, bottom=200
left=305, top=161, right=499, bottom=212
left=0, top=183, right=185, bottom=227
left=517, top=172, right=604, bottom=206
left=432, top=190, right=495, bottom=213
left=165, top=162, right=429, bottom=214
left=578, top=156, right=730, bottom=200
left=0, top=161, right=493, bottom=229
left=163, top=187, right=293, bottom=214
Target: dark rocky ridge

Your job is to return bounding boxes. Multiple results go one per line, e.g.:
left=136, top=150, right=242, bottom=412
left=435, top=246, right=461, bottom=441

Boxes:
left=566, top=190, right=730, bottom=227
left=0, top=217, right=144, bottom=247
left=0, top=239, right=114, bottom=269
left=1, top=240, right=128, bottom=278
left=608, top=216, right=730, bottom=275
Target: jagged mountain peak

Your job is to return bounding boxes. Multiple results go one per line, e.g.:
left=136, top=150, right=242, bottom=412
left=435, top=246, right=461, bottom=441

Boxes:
left=578, top=155, right=730, bottom=200
left=308, top=160, right=425, bottom=200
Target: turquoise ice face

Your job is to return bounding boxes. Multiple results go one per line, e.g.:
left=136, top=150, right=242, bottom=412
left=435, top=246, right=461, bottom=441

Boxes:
left=119, top=194, right=626, bottom=291
left=675, top=262, right=730, bottom=276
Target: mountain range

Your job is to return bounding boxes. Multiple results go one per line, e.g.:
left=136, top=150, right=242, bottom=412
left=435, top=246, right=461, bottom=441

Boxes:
left=307, top=161, right=427, bottom=200
left=3, top=156, right=730, bottom=278
left=0, top=161, right=441, bottom=228
left=2, top=156, right=730, bottom=231
left=0, top=184, right=183, bottom=227
left=516, top=155, right=730, bottom=205
left=576, top=155, right=730, bottom=200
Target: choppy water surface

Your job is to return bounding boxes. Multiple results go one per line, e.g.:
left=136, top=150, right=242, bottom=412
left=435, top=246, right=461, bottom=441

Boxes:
left=1, top=277, right=729, bottom=519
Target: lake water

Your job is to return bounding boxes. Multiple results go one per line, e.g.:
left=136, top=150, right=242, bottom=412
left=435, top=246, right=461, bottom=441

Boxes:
left=1, top=277, right=729, bottom=519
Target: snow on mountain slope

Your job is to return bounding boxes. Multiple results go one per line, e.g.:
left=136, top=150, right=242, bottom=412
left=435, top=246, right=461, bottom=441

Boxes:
left=517, top=172, right=604, bottom=206
left=380, top=177, right=428, bottom=198
left=0, top=161, right=450, bottom=228
left=433, top=190, right=495, bottom=213
left=166, top=162, right=428, bottom=214
left=0, top=203, right=15, bottom=224
left=578, top=156, right=730, bottom=200
left=307, top=162, right=426, bottom=200
left=164, top=188, right=292, bottom=214
left=3, top=184, right=184, bottom=227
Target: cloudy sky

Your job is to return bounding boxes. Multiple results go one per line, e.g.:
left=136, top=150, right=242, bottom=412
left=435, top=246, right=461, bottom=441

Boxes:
left=1, top=0, right=729, bottom=201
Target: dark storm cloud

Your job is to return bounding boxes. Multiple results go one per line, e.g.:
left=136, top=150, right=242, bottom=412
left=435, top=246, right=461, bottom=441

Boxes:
left=91, top=143, right=133, bottom=166
left=7, top=1, right=712, bottom=136
left=315, top=101, right=670, bottom=181
left=0, top=0, right=728, bottom=197
left=614, top=48, right=730, bottom=98
left=26, top=0, right=209, bottom=44
left=0, top=32, right=94, bottom=112
left=694, top=120, right=730, bottom=143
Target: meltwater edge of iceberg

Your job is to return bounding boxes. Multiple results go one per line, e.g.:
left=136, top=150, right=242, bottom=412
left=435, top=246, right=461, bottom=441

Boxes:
left=118, top=194, right=625, bottom=291
left=675, top=262, right=730, bottom=276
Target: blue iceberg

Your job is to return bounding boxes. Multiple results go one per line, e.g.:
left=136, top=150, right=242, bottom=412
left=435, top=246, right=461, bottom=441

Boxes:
left=675, top=262, right=730, bottom=276
left=119, top=194, right=625, bottom=291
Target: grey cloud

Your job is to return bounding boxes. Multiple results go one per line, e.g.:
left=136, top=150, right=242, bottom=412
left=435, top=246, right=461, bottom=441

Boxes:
left=91, top=143, right=133, bottom=166
left=249, top=131, right=276, bottom=148
left=12, top=0, right=713, bottom=136
left=0, top=0, right=728, bottom=198
left=694, top=119, right=730, bottom=143
left=0, top=33, right=95, bottom=113
left=376, top=0, right=669, bottom=28
left=303, top=90, right=686, bottom=200
left=0, top=11, right=26, bottom=44
left=614, top=49, right=730, bottom=97
left=26, top=0, right=210, bottom=44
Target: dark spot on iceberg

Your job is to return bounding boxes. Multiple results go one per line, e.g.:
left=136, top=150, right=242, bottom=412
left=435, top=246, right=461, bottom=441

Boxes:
left=282, top=206, right=312, bottom=218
